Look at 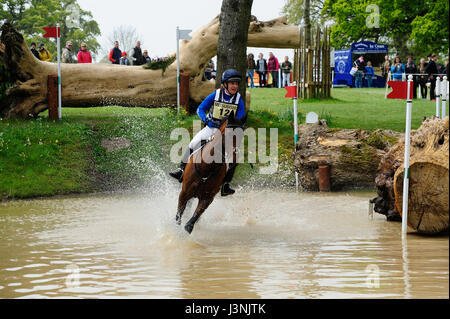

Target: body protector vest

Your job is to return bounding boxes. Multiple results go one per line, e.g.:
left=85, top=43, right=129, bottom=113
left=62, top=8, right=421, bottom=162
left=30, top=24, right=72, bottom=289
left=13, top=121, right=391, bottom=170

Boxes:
left=207, top=88, right=241, bottom=127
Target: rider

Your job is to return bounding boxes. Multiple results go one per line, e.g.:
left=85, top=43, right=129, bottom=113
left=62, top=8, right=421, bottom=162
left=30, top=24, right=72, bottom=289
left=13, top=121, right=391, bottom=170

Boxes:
left=169, top=68, right=246, bottom=196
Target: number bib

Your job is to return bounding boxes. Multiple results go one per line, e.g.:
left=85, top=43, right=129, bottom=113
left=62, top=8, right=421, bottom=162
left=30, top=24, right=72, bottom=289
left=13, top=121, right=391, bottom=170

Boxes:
left=212, top=101, right=238, bottom=121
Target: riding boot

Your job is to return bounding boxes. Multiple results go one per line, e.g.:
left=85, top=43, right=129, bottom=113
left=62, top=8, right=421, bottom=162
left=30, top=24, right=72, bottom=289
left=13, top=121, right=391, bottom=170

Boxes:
left=169, top=147, right=192, bottom=183
left=221, top=164, right=237, bottom=197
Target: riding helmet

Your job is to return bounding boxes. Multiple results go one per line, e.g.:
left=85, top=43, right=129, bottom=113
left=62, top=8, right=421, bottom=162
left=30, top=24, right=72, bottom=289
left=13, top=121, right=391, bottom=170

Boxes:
left=221, top=69, right=242, bottom=84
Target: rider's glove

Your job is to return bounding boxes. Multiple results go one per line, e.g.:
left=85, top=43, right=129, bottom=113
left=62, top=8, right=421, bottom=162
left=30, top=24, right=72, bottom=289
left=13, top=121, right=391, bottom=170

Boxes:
left=207, top=120, right=219, bottom=128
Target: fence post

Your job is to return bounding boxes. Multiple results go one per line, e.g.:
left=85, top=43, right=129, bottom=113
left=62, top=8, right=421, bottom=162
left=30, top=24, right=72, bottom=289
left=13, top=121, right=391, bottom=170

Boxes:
left=47, top=74, right=59, bottom=120
left=442, top=76, right=447, bottom=118
left=436, top=77, right=441, bottom=117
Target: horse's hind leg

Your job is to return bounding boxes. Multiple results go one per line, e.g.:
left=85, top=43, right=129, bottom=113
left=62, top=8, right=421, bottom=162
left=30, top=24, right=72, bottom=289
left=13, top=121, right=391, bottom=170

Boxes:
left=176, top=191, right=191, bottom=225
left=185, top=197, right=214, bottom=234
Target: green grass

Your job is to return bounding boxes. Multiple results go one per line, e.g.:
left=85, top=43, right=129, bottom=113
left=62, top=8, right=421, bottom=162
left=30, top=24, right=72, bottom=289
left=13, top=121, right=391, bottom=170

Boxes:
left=2, top=88, right=447, bottom=199
left=249, top=87, right=448, bottom=132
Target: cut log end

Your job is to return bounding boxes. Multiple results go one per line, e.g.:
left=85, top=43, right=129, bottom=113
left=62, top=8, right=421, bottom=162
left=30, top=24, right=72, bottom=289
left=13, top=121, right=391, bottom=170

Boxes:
left=395, top=161, right=449, bottom=234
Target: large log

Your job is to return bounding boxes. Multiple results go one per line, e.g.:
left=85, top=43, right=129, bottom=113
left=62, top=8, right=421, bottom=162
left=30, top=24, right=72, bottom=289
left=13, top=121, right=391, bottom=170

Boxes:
left=372, top=117, right=449, bottom=234
left=0, top=16, right=300, bottom=119
left=293, top=120, right=402, bottom=191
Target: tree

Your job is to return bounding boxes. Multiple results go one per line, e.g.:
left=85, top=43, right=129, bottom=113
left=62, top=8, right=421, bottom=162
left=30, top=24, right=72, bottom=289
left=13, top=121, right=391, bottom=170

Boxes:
left=0, top=0, right=101, bottom=60
left=282, top=0, right=325, bottom=27
left=105, top=25, right=142, bottom=56
left=0, top=15, right=301, bottom=119
left=215, top=0, right=253, bottom=101
left=321, top=0, right=449, bottom=58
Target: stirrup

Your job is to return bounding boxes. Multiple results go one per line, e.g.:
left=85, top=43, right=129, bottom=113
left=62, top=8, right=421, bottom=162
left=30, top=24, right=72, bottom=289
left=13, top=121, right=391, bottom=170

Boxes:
left=221, top=183, right=235, bottom=197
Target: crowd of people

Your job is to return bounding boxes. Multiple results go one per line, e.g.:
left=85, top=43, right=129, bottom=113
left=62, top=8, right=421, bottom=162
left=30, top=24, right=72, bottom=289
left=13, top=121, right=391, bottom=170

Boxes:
left=247, top=52, right=292, bottom=88
left=29, top=40, right=156, bottom=65
left=355, top=53, right=448, bottom=101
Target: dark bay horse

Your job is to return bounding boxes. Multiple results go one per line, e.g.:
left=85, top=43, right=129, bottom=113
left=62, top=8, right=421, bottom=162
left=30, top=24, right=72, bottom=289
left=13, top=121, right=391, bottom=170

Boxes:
left=176, top=118, right=242, bottom=234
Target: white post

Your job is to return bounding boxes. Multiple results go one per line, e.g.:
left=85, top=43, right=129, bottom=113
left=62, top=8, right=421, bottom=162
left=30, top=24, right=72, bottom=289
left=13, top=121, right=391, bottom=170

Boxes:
left=57, top=23, right=62, bottom=119
left=435, top=77, right=441, bottom=118
left=176, top=26, right=180, bottom=114
left=331, top=70, right=335, bottom=88
left=401, top=75, right=413, bottom=237
left=384, top=71, right=391, bottom=99
left=293, top=85, right=299, bottom=191
left=442, top=76, right=447, bottom=118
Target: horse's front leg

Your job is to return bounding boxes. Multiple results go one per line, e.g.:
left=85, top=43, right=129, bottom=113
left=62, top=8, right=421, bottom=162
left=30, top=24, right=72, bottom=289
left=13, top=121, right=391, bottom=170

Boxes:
left=176, top=190, right=191, bottom=225
left=185, top=197, right=214, bottom=234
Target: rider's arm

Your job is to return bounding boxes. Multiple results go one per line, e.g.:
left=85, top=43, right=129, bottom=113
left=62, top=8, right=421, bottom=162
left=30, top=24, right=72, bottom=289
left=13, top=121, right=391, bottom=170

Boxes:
left=236, top=98, right=246, bottom=120
left=196, top=91, right=216, bottom=123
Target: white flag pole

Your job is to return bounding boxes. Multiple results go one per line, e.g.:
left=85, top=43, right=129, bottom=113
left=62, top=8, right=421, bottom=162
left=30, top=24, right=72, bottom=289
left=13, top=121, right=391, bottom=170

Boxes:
left=401, top=75, right=413, bottom=237
left=442, top=76, right=447, bottom=118
left=57, top=23, right=62, bottom=119
left=292, top=82, right=299, bottom=192
left=176, top=26, right=180, bottom=114
left=435, top=77, right=441, bottom=118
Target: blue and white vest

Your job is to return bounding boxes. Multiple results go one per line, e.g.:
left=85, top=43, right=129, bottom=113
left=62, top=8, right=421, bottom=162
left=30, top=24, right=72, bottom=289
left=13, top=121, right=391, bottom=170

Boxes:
left=206, top=88, right=241, bottom=126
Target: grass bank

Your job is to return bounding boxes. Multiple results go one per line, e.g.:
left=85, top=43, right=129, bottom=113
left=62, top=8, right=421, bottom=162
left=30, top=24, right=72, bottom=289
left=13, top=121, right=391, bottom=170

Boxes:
left=1, top=88, right=446, bottom=200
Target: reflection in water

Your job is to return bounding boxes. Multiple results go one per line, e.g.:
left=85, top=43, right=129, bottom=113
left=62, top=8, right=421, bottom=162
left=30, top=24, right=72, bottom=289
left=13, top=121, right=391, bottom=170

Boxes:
left=0, top=190, right=448, bottom=299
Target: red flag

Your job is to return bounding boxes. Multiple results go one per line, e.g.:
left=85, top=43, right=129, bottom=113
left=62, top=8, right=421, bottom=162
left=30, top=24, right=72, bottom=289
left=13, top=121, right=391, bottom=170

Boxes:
left=285, top=85, right=297, bottom=98
left=43, top=27, right=60, bottom=38
left=387, top=81, right=414, bottom=99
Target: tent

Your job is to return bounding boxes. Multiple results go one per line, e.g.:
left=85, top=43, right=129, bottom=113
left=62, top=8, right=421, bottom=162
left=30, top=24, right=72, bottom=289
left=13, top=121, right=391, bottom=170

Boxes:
left=333, top=41, right=389, bottom=88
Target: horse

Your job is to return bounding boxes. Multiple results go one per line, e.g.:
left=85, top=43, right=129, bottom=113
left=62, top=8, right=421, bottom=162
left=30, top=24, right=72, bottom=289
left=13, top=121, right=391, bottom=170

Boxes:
left=175, top=116, right=243, bottom=234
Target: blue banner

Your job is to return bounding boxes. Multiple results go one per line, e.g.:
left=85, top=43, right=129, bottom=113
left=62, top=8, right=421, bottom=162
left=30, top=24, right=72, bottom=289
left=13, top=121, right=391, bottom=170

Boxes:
left=351, top=41, right=388, bottom=54
left=334, top=49, right=352, bottom=86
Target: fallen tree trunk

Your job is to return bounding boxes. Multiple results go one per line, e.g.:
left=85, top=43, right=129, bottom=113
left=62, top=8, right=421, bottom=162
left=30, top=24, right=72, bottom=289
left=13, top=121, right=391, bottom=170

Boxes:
left=0, top=16, right=300, bottom=119
left=293, top=120, right=402, bottom=191
left=372, top=117, right=449, bottom=234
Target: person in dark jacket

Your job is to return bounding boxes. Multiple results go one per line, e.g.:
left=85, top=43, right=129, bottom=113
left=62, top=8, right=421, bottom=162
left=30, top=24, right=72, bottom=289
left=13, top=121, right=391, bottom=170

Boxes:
left=418, top=58, right=428, bottom=100
left=426, top=54, right=438, bottom=100
left=256, top=53, right=268, bottom=87
left=109, top=41, right=122, bottom=65
left=405, top=56, right=418, bottom=99
left=30, top=42, right=40, bottom=60
left=130, top=41, right=144, bottom=66
left=354, top=56, right=365, bottom=88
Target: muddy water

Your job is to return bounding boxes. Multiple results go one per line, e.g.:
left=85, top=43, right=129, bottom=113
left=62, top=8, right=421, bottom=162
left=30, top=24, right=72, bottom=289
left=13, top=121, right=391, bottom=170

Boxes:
left=0, top=189, right=448, bottom=299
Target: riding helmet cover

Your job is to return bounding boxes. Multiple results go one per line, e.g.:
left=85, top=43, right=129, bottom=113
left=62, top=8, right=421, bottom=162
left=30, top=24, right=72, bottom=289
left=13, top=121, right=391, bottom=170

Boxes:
left=221, top=69, right=242, bottom=84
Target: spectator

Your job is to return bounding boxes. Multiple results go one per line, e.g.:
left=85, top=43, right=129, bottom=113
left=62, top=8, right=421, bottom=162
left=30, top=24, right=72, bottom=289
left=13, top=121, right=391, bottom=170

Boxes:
left=62, top=41, right=75, bottom=63
left=247, top=53, right=256, bottom=88
left=267, top=52, right=280, bottom=88
left=381, top=55, right=391, bottom=82
left=443, top=58, right=449, bottom=76
left=30, top=42, right=40, bottom=60
left=365, top=61, right=375, bottom=88
left=109, top=41, right=122, bottom=65
left=281, top=56, right=292, bottom=87
left=405, top=56, right=417, bottom=98
left=204, top=60, right=215, bottom=80
left=390, top=56, right=405, bottom=81
left=143, top=50, right=151, bottom=63
left=130, top=41, right=144, bottom=66
left=418, top=58, right=428, bottom=100
left=353, top=55, right=365, bottom=88
left=77, top=43, right=92, bottom=64
left=256, top=53, right=267, bottom=87
left=425, top=53, right=438, bottom=100
left=38, top=43, right=52, bottom=62
left=120, top=52, right=130, bottom=65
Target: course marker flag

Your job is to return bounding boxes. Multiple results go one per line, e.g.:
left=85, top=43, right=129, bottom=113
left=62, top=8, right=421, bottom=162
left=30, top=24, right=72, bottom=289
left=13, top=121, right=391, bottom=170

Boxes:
left=386, top=81, right=413, bottom=100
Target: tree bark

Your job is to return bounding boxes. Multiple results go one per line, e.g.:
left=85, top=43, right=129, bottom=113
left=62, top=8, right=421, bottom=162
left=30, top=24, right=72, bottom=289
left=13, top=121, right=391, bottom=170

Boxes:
left=293, top=120, right=402, bottom=191
left=215, top=0, right=253, bottom=100
left=304, top=0, right=311, bottom=47
left=372, top=117, right=449, bottom=234
left=1, top=15, right=300, bottom=119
